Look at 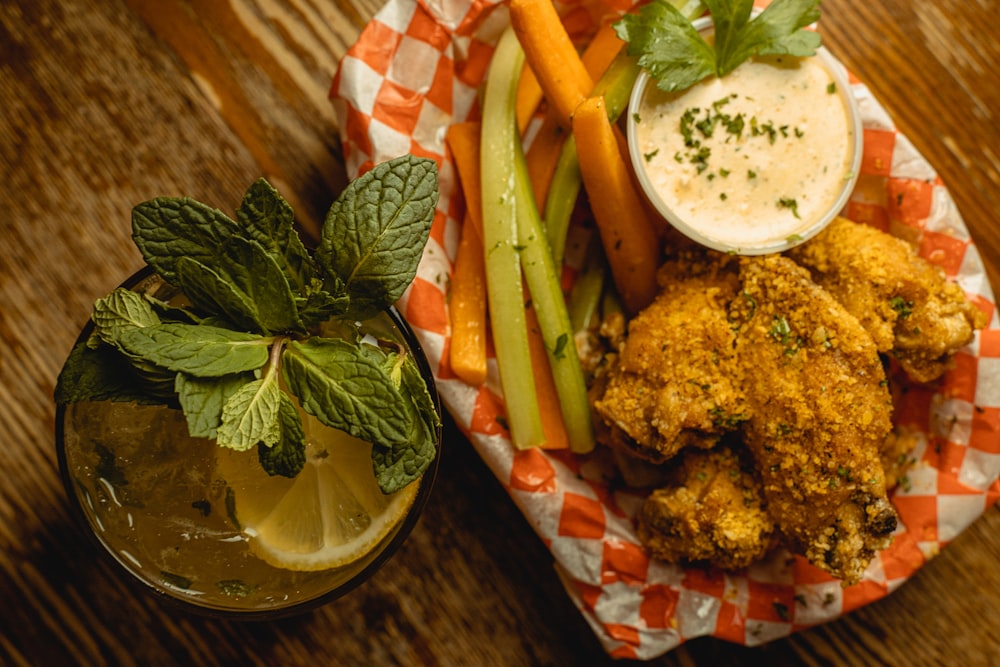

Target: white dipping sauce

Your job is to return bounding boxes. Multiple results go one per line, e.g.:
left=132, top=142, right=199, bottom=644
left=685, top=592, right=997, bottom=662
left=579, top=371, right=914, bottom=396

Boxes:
left=630, top=53, right=858, bottom=253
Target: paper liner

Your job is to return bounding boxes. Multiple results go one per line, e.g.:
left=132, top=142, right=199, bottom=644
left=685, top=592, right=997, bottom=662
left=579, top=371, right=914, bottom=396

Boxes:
left=330, top=0, right=1000, bottom=658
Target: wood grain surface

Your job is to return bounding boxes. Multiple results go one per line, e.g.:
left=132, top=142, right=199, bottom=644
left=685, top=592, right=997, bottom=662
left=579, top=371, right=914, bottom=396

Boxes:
left=2, top=0, right=998, bottom=665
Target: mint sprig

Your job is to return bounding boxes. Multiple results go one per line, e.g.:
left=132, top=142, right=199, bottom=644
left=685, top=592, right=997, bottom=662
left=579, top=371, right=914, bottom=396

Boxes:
left=615, top=0, right=822, bottom=93
left=317, top=156, right=439, bottom=320
left=56, top=155, right=441, bottom=492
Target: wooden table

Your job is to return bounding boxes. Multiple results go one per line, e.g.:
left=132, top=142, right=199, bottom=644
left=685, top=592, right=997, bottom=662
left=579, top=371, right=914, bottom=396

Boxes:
left=3, top=1, right=998, bottom=664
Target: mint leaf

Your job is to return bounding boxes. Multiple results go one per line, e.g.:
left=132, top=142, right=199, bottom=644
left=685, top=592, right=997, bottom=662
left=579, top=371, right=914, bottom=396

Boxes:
left=218, top=237, right=304, bottom=334
left=132, top=197, right=241, bottom=284
left=117, top=322, right=269, bottom=378
left=296, top=278, right=350, bottom=327
left=616, top=1, right=716, bottom=92
left=176, top=257, right=262, bottom=333
left=92, top=288, right=161, bottom=345
left=372, top=355, right=440, bottom=493
left=316, top=154, right=438, bottom=319
left=90, top=292, right=179, bottom=397
left=281, top=337, right=412, bottom=447
left=400, top=354, right=442, bottom=439
left=175, top=238, right=304, bottom=335
left=257, top=393, right=306, bottom=478
left=145, top=295, right=204, bottom=326
left=176, top=371, right=254, bottom=438
left=55, top=340, right=166, bottom=405
left=237, top=178, right=318, bottom=293
left=217, top=376, right=283, bottom=451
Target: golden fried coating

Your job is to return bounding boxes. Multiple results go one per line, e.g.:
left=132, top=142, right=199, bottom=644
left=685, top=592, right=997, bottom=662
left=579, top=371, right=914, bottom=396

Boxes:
left=733, top=255, right=897, bottom=584
left=637, top=444, right=775, bottom=570
left=788, top=217, right=987, bottom=383
left=592, top=253, right=747, bottom=463
left=591, top=228, right=957, bottom=582
left=881, top=427, right=921, bottom=491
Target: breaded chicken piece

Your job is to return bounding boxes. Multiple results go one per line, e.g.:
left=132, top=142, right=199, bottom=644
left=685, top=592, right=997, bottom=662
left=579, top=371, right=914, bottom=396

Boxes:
left=788, top=217, right=987, bottom=383
left=637, top=444, right=775, bottom=570
left=733, top=255, right=897, bottom=584
left=592, top=252, right=747, bottom=463
left=881, top=427, right=920, bottom=491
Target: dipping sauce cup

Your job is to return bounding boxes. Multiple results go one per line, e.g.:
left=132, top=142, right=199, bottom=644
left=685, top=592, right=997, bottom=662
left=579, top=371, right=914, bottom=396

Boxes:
left=627, top=16, right=863, bottom=255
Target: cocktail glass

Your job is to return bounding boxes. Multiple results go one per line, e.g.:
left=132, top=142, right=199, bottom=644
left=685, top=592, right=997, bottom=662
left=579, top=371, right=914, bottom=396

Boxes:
left=55, top=267, right=441, bottom=618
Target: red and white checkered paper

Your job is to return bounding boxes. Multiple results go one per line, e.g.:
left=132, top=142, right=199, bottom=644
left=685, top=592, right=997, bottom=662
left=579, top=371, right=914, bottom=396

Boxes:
left=331, top=0, right=1000, bottom=658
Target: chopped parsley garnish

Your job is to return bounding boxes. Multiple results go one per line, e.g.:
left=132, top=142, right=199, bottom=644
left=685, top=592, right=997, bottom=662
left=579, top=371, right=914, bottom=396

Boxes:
left=674, top=96, right=802, bottom=175
left=778, top=197, right=801, bottom=218
left=890, top=296, right=914, bottom=319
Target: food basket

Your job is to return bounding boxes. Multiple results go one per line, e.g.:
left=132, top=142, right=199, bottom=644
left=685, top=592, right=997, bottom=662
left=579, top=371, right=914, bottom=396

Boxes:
left=330, top=0, right=1000, bottom=658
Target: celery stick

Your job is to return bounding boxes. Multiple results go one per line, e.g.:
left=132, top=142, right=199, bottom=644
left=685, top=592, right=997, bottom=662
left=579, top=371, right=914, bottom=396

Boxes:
left=513, top=134, right=596, bottom=454
left=480, top=27, right=545, bottom=449
left=568, top=238, right=607, bottom=333
left=542, top=137, right=581, bottom=269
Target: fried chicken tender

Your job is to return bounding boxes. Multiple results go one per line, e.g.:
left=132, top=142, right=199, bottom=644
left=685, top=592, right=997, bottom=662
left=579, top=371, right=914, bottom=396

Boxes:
left=592, top=253, right=746, bottom=463
left=637, top=444, right=775, bottom=570
left=591, top=238, right=929, bottom=582
left=788, top=217, right=987, bottom=383
left=733, top=255, right=897, bottom=584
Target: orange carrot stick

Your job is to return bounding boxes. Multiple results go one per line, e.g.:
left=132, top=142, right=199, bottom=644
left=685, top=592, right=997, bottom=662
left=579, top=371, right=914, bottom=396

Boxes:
left=449, top=214, right=488, bottom=386
left=524, top=110, right=566, bottom=210
left=581, top=21, right=625, bottom=80
left=509, top=0, right=593, bottom=128
left=520, top=23, right=625, bottom=222
left=516, top=63, right=544, bottom=133
left=445, top=121, right=489, bottom=385
left=446, top=121, right=484, bottom=236
left=524, top=297, right=570, bottom=450
left=573, top=95, right=660, bottom=315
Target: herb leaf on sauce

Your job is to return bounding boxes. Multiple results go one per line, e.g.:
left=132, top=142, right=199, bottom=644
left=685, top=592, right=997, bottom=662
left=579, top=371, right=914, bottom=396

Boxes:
left=615, top=0, right=822, bottom=93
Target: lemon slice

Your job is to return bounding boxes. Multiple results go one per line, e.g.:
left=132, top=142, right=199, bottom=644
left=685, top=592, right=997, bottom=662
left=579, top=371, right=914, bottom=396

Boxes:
left=215, top=414, right=419, bottom=572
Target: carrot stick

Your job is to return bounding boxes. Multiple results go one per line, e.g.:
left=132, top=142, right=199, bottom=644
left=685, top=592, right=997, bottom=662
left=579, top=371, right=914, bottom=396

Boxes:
left=509, top=0, right=593, bottom=128
left=449, top=214, right=488, bottom=386
left=573, top=95, right=660, bottom=315
left=445, top=122, right=489, bottom=386
left=516, top=63, right=544, bottom=133
left=513, top=17, right=622, bottom=128
left=446, top=121, right=484, bottom=236
left=580, top=21, right=625, bottom=80
left=522, top=22, right=622, bottom=212
left=524, top=110, right=566, bottom=210
left=524, top=299, right=569, bottom=449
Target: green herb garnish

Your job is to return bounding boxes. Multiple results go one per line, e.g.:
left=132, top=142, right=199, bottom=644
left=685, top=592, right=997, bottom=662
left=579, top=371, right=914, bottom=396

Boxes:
left=615, top=0, right=822, bottom=93
left=778, top=196, right=801, bottom=218
left=889, top=295, right=914, bottom=319
left=56, top=155, right=441, bottom=494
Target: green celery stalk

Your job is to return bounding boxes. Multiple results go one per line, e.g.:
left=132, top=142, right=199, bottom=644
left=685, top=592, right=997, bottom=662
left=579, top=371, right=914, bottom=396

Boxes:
left=512, top=125, right=596, bottom=454
left=567, top=237, right=607, bottom=333
left=480, top=27, right=545, bottom=449
left=542, top=138, right=582, bottom=270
